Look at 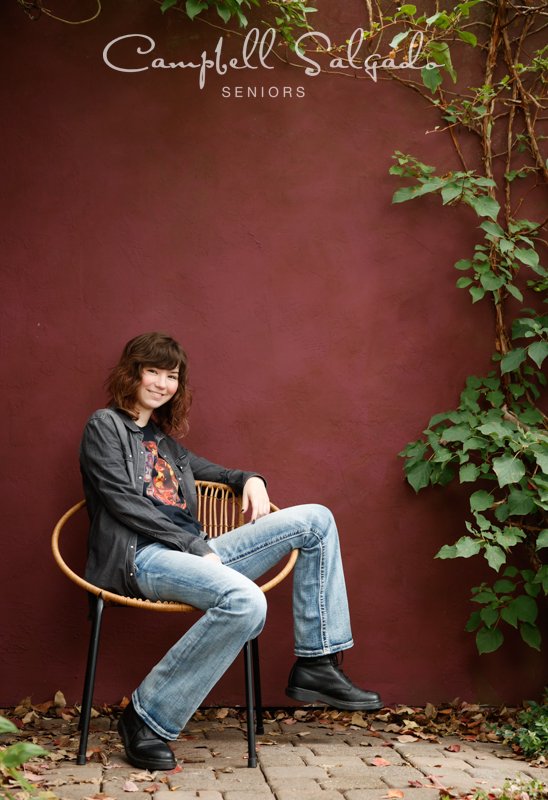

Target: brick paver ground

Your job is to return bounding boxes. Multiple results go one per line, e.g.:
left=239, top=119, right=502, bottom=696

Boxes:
left=7, top=714, right=548, bottom=799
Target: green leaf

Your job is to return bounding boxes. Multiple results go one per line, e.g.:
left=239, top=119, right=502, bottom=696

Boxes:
left=160, top=0, right=178, bottom=10
left=494, top=579, right=515, bottom=593
left=463, top=436, right=488, bottom=452
left=527, top=341, right=548, bottom=369
left=0, top=717, right=18, bottom=734
left=399, top=4, right=417, bottom=14
left=501, top=605, right=518, bottom=628
left=216, top=4, right=232, bottom=22
left=492, top=455, right=526, bottom=487
left=531, top=445, right=548, bottom=474
left=486, top=389, right=504, bottom=407
left=421, top=66, right=442, bottom=93
left=390, top=30, right=410, bottom=48
left=480, top=220, right=505, bottom=237
left=459, top=463, right=479, bottom=482
left=436, top=544, right=457, bottom=559
left=525, top=581, right=540, bottom=598
left=476, top=625, right=503, bottom=654
left=506, top=284, right=524, bottom=302
left=471, top=589, right=496, bottom=603
left=510, top=594, right=538, bottom=623
left=186, top=0, right=208, bottom=19
left=455, top=259, right=472, bottom=271
left=468, top=194, right=500, bottom=220
left=455, top=536, right=482, bottom=558
left=470, top=286, right=485, bottom=303
left=465, top=610, right=482, bottom=631
left=520, top=622, right=541, bottom=650
left=442, top=424, right=471, bottom=442
left=428, top=41, right=457, bottom=82
left=506, top=489, right=536, bottom=516
left=514, top=248, right=539, bottom=267
left=500, top=348, right=527, bottom=374
left=496, top=525, right=524, bottom=547
left=480, top=273, right=505, bottom=291
left=478, top=420, right=511, bottom=438
left=456, top=277, right=473, bottom=288
left=457, top=29, right=477, bottom=46
left=470, top=490, right=493, bottom=512
left=484, top=544, right=506, bottom=572
left=405, top=460, right=432, bottom=492
left=442, top=184, right=463, bottom=204
left=537, top=529, right=548, bottom=550
left=0, top=741, right=48, bottom=768
left=393, top=179, right=444, bottom=204
left=480, top=607, right=498, bottom=627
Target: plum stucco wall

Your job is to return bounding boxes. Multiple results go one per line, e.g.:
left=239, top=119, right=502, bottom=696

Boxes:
left=1, top=0, right=545, bottom=707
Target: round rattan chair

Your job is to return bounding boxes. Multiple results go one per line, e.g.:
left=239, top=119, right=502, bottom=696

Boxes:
left=51, top=480, right=298, bottom=768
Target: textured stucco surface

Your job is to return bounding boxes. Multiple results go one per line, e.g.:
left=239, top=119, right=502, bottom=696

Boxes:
left=1, top=0, right=545, bottom=707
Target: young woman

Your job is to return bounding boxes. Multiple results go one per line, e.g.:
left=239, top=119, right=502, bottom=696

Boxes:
left=80, top=332, right=382, bottom=771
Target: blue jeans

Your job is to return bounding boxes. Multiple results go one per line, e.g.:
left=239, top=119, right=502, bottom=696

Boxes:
left=132, top=504, right=353, bottom=740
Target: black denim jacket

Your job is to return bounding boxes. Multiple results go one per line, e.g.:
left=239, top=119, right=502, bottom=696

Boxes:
left=80, top=408, right=261, bottom=597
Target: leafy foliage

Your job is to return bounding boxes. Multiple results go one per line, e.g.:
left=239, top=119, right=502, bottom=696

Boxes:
left=160, top=0, right=317, bottom=45
left=495, top=693, right=548, bottom=759
left=464, top=778, right=548, bottom=800
left=388, top=0, right=546, bottom=656
left=0, top=716, right=48, bottom=799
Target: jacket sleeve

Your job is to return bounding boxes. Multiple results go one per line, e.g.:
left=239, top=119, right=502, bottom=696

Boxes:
left=186, top=449, right=266, bottom=494
left=80, top=415, right=214, bottom=557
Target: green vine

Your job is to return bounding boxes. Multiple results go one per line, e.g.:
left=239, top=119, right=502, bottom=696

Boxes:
left=380, top=1, right=547, bottom=655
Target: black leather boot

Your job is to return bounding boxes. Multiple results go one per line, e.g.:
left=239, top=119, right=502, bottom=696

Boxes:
left=117, top=700, right=176, bottom=771
left=286, top=654, right=383, bottom=711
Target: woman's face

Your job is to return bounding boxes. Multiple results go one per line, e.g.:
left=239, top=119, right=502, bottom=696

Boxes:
left=135, top=365, right=179, bottom=417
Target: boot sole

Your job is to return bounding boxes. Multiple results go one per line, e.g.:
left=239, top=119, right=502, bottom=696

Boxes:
left=117, top=718, right=176, bottom=771
left=285, top=686, right=383, bottom=712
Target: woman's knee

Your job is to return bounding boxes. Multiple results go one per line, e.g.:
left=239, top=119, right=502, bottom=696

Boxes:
left=294, top=503, right=336, bottom=540
left=223, top=580, right=267, bottom=631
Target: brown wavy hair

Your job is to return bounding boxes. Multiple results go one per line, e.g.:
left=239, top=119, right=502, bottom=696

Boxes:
left=106, top=332, right=192, bottom=435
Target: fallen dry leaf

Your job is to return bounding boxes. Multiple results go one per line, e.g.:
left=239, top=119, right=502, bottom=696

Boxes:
left=143, top=784, right=162, bottom=794
left=54, top=691, right=66, bottom=709
left=397, top=735, right=419, bottom=743
left=408, top=780, right=424, bottom=788
left=427, top=774, right=450, bottom=790
left=445, top=744, right=461, bottom=752
left=372, top=757, right=391, bottom=767
left=385, top=791, right=404, bottom=799
left=350, top=713, right=370, bottom=728
left=168, top=765, right=183, bottom=774
left=122, top=780, right=139, bottom=792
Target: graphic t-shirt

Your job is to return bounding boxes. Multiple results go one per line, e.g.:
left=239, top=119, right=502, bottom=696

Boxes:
left=139, top=422, right=202, bottom=538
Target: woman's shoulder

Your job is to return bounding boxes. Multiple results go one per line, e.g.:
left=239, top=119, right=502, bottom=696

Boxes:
left=84, top=407, right=136, bottom=432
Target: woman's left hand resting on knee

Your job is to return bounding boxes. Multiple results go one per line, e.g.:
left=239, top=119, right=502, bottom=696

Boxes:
left=242, top=476, right=270, bottom=523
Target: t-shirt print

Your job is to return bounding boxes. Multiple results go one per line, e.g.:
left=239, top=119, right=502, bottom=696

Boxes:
left=143, top=439, right=187, bottom=511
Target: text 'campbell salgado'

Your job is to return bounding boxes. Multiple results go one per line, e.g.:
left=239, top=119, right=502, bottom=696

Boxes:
left=103, top=28, right=440, bottom=90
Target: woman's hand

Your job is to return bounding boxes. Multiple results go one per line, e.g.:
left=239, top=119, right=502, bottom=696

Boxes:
left=242, top=476, right=270, bottom=523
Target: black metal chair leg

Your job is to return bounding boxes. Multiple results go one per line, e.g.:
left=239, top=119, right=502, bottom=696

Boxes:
left=77, top=594, right=104, bottom=765
left=251, top=638, right=264, bottom=735
left=242, top=641, right=257, bottom=768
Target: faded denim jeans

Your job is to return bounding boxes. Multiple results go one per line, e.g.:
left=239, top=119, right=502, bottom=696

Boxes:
left=132, top=504, right=354, bottom=740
